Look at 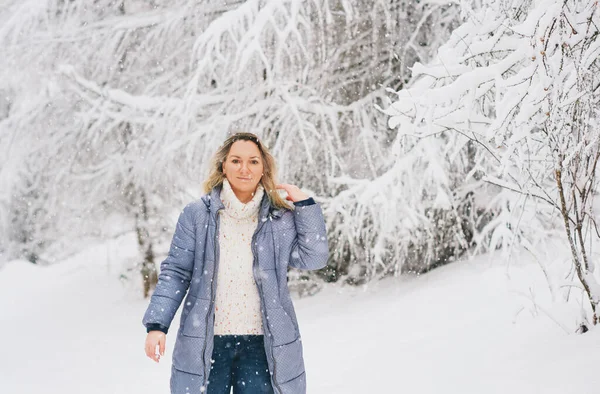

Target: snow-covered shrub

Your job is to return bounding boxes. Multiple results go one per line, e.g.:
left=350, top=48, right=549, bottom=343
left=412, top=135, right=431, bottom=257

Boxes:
left=384, top=0, right=600, bottom=328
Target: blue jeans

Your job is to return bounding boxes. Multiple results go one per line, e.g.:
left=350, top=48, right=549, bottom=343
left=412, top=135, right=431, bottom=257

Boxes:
left=207, top=334, right=274, bottom=394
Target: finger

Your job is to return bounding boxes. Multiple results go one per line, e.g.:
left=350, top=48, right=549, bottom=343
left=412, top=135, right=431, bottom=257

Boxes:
left=159, top=336, right=166, bottom=356
left=154, top=344, right=161, bottom=362
left=146, top=339, right=160, bottom=362
left=147, top=347, right=158, bottom=362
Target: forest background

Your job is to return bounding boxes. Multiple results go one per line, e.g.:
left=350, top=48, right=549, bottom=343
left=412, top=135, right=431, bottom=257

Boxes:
left=1, top=0, right=599, bottom=333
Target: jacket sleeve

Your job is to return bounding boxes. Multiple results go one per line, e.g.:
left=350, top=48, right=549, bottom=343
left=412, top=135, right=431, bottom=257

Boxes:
left=288, top=199, right=329, bottom=270
left=142, top=203, right=197, bottom=334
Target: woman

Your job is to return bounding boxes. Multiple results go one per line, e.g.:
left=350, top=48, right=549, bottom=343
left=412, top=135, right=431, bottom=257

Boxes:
left=142, top=132, right=329, bottom=394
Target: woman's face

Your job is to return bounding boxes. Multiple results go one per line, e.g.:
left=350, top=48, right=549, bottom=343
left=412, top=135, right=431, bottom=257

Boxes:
left=222, top=140, right=264, bottom=197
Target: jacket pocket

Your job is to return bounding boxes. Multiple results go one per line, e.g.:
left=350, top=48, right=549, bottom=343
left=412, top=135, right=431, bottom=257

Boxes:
left=272, top=336, right=305, bottom=385
left=172, top=335, right=206, bottom=375
left=265, top=307, right=297, bottom=346
left=182, top=297, right=211, bottom=337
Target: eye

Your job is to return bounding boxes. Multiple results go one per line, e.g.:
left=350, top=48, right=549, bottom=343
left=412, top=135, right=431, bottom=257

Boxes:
left=232, top=159, right=239, bottom=163
left=251, top=160, right=259, bottom=164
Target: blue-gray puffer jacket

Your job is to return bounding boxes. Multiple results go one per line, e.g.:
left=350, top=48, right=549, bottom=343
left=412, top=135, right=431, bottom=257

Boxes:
left=142, top=183, right=329, bottom=394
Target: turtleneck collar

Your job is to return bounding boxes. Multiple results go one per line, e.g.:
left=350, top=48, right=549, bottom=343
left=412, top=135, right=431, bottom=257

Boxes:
left=219, top=178, right=265, bottom=220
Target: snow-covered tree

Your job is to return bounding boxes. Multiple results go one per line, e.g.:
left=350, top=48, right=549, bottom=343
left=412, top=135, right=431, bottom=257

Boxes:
left=0, top=0, right=460, bottom=294
left=384, top=0, right=600, bottom=328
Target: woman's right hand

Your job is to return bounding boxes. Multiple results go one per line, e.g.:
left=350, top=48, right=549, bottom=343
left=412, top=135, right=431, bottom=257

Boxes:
left=145, top=331, right=166, bottom=363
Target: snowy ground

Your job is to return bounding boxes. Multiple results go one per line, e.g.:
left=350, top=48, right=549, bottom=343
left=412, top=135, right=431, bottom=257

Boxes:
left=1, top=234, right=599, bottom=393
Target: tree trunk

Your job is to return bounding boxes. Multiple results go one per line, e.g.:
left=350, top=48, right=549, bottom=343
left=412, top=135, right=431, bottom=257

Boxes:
left=554, top=162, right=598, bottom=327
left=135, top=189, right=158, bottom=298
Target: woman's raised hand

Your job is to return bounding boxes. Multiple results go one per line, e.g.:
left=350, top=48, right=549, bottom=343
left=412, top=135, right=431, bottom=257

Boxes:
left=145, top=331, right=166, bottom=363
left=276, top=183, right=309, bottom=202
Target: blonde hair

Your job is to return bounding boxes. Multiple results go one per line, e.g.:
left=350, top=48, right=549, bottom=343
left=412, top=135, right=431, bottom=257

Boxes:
left=202, top=132, right=292, bottom=210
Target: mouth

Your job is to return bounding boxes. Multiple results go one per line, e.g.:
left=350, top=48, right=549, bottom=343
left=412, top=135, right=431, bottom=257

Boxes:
left=238, top=177, right=252, bottom=181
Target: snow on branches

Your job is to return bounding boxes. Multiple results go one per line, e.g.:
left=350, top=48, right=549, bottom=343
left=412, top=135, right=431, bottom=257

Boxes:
left=384, top=0, right=600, bottom=327
left=0, top=0, right=460, bottom=287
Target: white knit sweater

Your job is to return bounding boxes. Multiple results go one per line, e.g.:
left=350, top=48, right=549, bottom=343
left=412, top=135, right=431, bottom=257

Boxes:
left=213, top=178, right=265, bottom=335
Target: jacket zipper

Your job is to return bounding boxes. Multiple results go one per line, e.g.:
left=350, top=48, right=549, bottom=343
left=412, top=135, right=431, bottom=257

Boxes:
left=203, top=206, right=222, bottom=389
left=203, top=206, right=282, bottom=393
left=251, top=213, right=283, bottom=394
